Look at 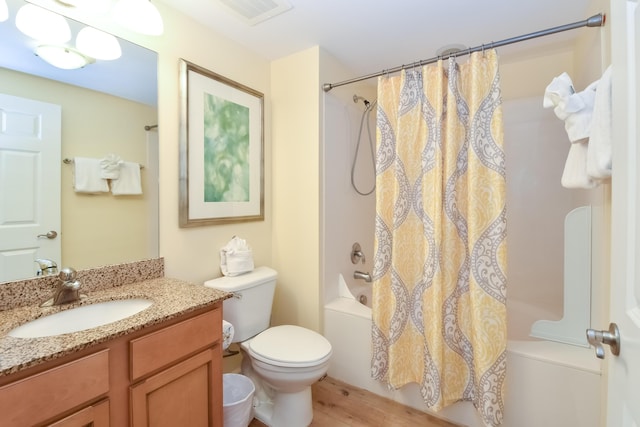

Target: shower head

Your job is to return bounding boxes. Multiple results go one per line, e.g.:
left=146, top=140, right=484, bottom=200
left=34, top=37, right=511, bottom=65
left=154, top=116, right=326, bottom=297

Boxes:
left=353, top=94, right=375, bottom=110
left=353, top=95, right=369, bottom=106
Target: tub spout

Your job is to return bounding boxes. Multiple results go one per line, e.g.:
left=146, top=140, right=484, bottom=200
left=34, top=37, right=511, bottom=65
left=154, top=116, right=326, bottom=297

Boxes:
left=353, top=270, right=372, bottom=283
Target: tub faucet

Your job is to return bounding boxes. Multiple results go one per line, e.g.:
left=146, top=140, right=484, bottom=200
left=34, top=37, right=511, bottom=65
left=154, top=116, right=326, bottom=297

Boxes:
left=41, top=267, right=86, bottom=307
left=351, top=243, right=366, bottom=264
left=35, top=258, right=58, bottom=276
left=353, top=270, right=372, bottom=283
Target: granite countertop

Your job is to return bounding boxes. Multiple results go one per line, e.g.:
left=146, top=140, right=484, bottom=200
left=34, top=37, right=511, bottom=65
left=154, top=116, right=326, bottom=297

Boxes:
left=0, top=277, right=230, bottom=377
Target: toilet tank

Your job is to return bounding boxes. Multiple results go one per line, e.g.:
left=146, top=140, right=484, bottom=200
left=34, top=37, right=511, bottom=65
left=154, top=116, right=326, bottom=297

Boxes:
left=204, top=266, right=277, bottom=342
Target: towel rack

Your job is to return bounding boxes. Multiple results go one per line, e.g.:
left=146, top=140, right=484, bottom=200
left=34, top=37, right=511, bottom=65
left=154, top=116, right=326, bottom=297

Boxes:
left=63, top=158, right=145, bottom=169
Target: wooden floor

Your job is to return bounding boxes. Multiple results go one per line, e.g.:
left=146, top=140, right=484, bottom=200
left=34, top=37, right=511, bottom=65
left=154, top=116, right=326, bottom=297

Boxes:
left=248, top=376, right=463, bottom=427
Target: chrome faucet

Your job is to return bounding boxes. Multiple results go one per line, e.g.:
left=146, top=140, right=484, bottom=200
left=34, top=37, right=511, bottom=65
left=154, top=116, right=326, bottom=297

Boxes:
left=35, top=258, right=58, bottom=276
left=41, top=267, right=86, bottom=307
left=353, top=270, right=372, bottom=283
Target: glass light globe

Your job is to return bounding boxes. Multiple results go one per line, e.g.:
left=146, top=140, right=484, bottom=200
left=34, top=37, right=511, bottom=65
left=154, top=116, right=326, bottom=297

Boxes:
left=0, top=0, right=8, bottom=23
left=55, top=0, right=112, bottom=15
left=15, top=4, right=71, bottom=43
left=35, top=45, right=92, bottom=70
left=76, top=27, right=122, bottom=60
left=113, top=0, right=164, bottom=36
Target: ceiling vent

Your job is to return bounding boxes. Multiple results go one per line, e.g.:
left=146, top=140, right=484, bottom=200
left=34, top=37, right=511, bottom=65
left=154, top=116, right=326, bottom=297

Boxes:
left=216, top=0, right=292, bottom=26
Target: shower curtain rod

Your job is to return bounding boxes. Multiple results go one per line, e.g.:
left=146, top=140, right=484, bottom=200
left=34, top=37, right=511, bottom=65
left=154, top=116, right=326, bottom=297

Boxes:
left=322, top=13, right=605, bottom=92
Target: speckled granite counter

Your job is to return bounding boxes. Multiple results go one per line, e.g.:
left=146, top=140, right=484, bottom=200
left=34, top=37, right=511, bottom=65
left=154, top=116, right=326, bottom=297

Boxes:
left=0, top=260, right=230, bottom=377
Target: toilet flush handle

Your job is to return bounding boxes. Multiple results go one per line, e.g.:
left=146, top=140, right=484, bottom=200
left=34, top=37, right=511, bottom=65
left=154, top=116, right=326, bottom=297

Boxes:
left=586, top=322, right=620, bottom=359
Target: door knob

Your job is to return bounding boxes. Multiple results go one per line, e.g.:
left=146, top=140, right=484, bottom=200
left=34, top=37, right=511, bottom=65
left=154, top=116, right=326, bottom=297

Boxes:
left=37, top=230, right=58, bottom=239
left=586, top=322, right=620, bottom=359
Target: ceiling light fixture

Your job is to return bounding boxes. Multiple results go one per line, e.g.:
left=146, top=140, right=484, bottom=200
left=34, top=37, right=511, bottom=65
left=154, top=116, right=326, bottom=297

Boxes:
left=76, top=27, right=121, bottom=60
left=35, top=45, right=94, bottom=69
left=54, top=0, right=112, bottom=15
left=15, top=4, right=71, bottom=43
left=112, top=0, right=164, bottom=36
left=0, top=0, right=8, bottom=22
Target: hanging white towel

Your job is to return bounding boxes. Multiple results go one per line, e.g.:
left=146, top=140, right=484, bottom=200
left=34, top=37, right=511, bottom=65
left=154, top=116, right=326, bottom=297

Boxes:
left=110, top=161, right=142, bottom=195
left=73, top=157, right=109, bottom=193
left=543, top=72, right=597, bottom=142
left=561, top=141, right=597, bottom=189
left=544, top=72, right=598, bottom=189
left=100, top=154, right=123, bottom=179
left=587, top=65, right=613, bottom=179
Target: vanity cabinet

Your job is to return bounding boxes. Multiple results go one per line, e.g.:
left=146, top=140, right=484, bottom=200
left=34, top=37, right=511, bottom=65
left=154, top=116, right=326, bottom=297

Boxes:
left=48, top=400, right=110, bottom=427
left=130, top=308, right=223, bottom=426
left=0, top=350, right=110, bottom=426
left=0, top=302, right=223, bottom=426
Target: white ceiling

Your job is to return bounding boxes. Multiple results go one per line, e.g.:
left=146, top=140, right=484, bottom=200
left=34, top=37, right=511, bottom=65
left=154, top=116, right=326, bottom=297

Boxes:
left=1, top=0, right=599, bottom=105
left=1, top=0, right=158, bottom=106
left=157, top=0, right=598, bottom=84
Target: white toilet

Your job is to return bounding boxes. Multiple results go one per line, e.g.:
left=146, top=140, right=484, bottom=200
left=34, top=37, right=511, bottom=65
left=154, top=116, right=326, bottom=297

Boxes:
left=205, top=266, right=332, bottom=427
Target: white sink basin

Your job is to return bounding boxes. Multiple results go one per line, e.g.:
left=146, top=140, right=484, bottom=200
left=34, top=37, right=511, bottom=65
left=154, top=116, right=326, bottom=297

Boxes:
left=8, top=298, right=153, bottom=338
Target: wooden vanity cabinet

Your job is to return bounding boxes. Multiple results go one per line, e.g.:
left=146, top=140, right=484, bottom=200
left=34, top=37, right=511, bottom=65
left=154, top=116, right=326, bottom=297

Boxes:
left=0, top=350, right=110, bottom=426
left=47, top=399, right=110, bottom=427
left=129, top=307, right=223, bottom=426
left=0, top=302, right=223, bottom=427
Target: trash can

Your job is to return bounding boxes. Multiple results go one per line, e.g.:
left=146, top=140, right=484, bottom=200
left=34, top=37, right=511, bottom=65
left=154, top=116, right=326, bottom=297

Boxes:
left=223, top=373, right=255, bottom=427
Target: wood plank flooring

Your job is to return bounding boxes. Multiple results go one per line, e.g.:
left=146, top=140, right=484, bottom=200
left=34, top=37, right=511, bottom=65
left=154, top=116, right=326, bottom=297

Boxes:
left=248, top=376, right=464, bottom=427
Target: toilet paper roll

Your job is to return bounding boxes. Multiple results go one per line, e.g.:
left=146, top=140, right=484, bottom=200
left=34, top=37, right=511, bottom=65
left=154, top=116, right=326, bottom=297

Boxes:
left=222, top=320, right=234, bottom=350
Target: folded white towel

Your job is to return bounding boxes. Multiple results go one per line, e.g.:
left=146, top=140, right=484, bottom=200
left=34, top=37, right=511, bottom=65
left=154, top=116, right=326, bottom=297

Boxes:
left=73, top=157, right=109, bottom=193
left=110, top=161, right=142, bottom=195
left=543, top=72, right=597, bottom=143
left=220, top=236, right=254, bottom=277
left=100, top=154, right=123, bottom=179
left=587, top=65, right=613, bottom=179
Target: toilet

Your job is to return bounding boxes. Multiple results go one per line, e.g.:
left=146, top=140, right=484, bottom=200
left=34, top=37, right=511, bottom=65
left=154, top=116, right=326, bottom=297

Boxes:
left=205, top=266, right=332, bottom=427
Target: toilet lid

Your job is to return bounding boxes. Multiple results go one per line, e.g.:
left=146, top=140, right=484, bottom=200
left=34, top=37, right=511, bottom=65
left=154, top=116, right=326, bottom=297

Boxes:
left=248, top=325, right=332, bottom=367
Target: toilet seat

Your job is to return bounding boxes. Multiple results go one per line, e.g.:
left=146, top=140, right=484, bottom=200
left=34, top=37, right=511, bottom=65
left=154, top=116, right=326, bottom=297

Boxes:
left=247, top=325, right=332, bottom=368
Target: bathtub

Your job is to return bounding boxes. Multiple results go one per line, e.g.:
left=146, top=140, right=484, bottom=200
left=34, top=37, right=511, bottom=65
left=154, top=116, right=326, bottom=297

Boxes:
left=324, top=277, right=602, bottom=427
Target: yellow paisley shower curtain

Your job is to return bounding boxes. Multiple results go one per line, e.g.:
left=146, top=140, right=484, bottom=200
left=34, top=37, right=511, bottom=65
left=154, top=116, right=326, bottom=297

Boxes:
left=371, top=50, right=507, bottom=427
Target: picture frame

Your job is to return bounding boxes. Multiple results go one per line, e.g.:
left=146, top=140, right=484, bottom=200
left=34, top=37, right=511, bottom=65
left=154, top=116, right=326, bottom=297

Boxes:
left=179, top=59, right=264, bottom=227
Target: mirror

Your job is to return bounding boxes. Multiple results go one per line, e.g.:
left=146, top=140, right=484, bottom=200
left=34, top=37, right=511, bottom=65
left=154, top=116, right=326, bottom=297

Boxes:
left=0, top=0, right=159, bottom=281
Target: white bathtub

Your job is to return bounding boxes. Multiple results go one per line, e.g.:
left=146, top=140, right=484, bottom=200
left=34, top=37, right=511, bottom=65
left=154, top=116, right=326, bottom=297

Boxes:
left=324, top=279, right=603, bottom=427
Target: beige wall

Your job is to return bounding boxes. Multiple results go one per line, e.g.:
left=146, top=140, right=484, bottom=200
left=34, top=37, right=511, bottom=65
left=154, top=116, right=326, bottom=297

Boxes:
left=17, top=1, right=610, bottom=343
left=34, top=1, right=276, bottom=285
left=270, top=47, right=321, bottom=331
left=0, top=67, right=156, bottom=270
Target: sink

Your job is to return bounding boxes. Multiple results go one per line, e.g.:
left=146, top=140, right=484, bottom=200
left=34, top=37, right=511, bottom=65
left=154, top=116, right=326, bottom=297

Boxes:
left=8, top=298, right=153, bottom=338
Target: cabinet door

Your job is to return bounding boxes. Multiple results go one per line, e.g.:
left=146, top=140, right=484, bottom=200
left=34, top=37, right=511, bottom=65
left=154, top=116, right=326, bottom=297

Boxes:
left=47, top=399, right=109, bottom=427
left=0, top=350, right=109, bottom=426
left=130, top=347, right=222, bottom=427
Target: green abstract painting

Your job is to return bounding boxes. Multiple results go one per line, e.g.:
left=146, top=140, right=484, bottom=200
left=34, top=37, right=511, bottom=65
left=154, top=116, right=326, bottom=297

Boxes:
left=203, top=93, right=250, bottom=202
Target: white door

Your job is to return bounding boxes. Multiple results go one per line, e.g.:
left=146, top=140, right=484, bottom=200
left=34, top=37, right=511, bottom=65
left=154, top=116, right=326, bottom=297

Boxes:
left=606, top=1, right=640, bottom=426
left=0, top=93, right=61, bottom=281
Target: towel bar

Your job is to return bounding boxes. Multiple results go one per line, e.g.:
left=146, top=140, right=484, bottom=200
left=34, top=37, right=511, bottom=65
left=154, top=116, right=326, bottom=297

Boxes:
left=63, top=158, right=144, bottom=169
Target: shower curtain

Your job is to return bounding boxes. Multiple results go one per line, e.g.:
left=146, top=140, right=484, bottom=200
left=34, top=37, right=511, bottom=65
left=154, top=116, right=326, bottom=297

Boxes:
left=371, top=50, right=507, bottom=427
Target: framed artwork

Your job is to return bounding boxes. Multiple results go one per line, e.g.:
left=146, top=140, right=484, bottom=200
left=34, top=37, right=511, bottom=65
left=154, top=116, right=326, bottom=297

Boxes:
left=179, top=59, right=264, bottom=226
